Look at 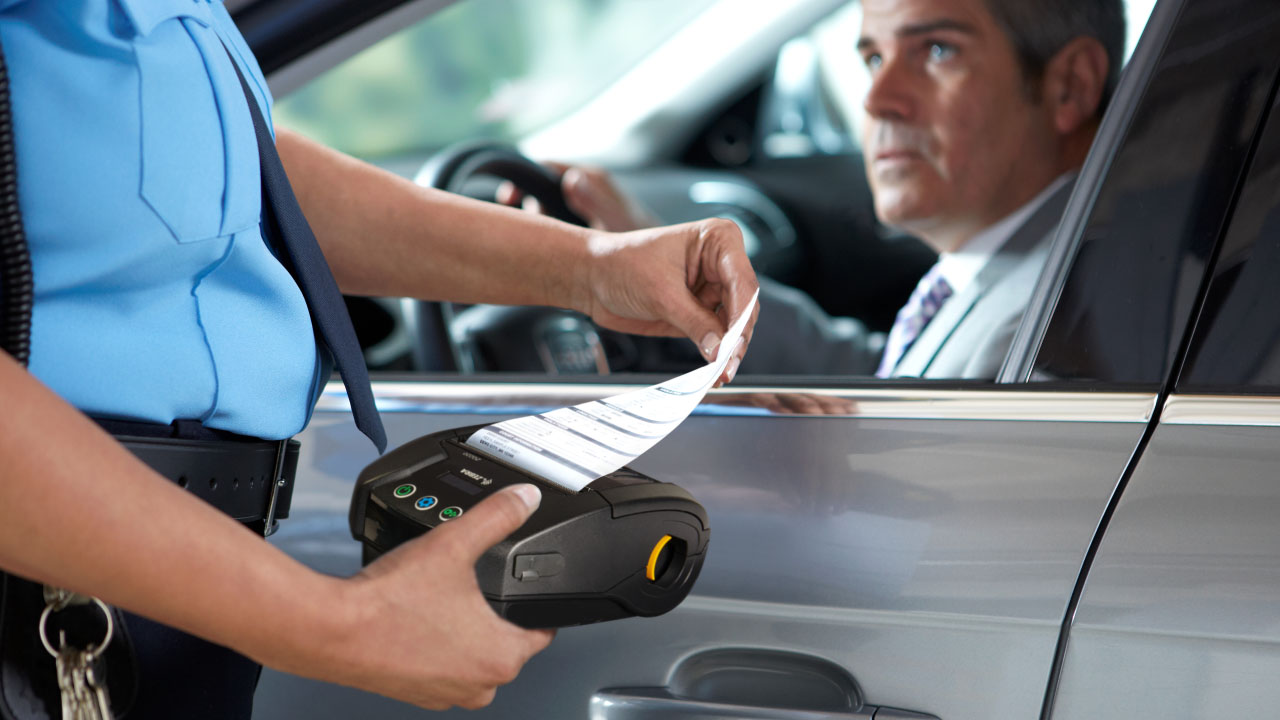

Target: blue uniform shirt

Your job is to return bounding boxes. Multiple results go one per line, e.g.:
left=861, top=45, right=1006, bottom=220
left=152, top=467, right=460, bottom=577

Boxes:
left=0, top=0, right=325, bottom=440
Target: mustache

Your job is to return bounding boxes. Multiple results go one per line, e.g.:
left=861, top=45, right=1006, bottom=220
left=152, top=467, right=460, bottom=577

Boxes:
left=867, top=122, right=935, bottom=158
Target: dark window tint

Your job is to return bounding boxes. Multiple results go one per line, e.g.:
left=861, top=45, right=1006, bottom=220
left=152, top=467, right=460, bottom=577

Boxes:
left=1179, top=74, right=1280, bottom=392
left=1032, top=0, right=1280, bottom=385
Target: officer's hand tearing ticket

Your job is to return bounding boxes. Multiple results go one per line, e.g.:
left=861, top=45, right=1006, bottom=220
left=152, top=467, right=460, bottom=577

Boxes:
left=465, top=291, right=758, bottom=492
left=351, top=292, right=757, bottom=628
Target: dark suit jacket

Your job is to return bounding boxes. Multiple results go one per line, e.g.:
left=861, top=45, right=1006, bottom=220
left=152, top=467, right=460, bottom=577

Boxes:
left=737, top=181, right=1073, bottom=380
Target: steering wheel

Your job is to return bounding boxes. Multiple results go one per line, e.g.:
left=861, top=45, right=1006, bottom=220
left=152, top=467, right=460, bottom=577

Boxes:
left=409, top=142, right=702, bottom=375
left=417, top=141, right=589, bottom=226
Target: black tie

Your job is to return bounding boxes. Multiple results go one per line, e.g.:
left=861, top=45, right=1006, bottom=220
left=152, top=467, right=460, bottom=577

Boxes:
left=227, top=52, right=387, bottom=453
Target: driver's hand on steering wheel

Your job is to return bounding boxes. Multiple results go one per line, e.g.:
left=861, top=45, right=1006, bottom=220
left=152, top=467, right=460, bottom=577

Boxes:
left=497, top=162, right=659, bottom=233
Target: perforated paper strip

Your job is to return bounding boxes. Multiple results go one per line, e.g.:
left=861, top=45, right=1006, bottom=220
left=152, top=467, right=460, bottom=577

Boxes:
left=466, top=291, right=758, bottom=492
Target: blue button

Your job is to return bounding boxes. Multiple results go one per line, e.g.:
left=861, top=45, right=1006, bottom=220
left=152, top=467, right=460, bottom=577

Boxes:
left=414, top=496, right=438, bottom=511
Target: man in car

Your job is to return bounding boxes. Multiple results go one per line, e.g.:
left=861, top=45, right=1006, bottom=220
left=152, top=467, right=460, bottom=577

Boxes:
left=0, top=2, right=758, bottom=717
left=512, top=0, right=1123, bottom=379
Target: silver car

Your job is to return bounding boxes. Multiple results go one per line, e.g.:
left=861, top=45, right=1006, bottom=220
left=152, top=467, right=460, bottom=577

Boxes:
left=237, top=0, right=1280, bottom=717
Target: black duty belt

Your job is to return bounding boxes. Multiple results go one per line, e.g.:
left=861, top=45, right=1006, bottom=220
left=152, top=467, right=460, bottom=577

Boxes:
left=95, top=419, right=300, bottom=536
left=117, top=435, right=299, bottom=535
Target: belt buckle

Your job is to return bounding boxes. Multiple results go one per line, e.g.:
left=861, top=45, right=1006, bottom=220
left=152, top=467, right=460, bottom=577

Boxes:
left=260, top=438, right=290, bottom=537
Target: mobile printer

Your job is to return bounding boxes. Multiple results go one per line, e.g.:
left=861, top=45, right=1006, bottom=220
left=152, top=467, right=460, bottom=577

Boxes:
left=349, top=424, right=710, bottom=629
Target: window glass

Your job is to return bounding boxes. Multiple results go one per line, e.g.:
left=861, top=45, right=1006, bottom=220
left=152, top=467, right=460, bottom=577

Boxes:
left=273, top=0, right=718, bottom=162
left=1178, top=86, right=1280, bottom=392
left=1030, top=0, right=1280, bottom=386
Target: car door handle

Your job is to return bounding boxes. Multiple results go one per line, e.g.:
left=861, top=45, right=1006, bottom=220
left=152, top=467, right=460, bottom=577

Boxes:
left=591, top=687, right=937, bottom=719
left=589, top=648, right=937, bottom=720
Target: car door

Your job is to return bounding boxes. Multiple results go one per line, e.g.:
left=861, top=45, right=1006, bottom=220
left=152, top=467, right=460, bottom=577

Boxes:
left=247, top=6, right=1202, bottom=720
left=1043, top=0, right=1280, bottom=716
left=238, top=0, right=1245, bottom=718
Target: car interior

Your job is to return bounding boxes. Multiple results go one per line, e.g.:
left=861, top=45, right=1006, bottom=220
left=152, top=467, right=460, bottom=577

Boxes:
left=248, top=0, right=1156, bottom=380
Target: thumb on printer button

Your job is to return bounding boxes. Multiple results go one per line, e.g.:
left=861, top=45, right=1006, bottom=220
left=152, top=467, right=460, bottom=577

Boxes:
left=448, top=485, right=543, bottom=559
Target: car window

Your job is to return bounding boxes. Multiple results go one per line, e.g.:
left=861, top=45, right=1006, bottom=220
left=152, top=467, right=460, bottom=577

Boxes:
left=272, top=0, right=718, bottom=163
left=1176, top=88, right=1280, bottom=393
left=1028, top=0, right=1280, bottom=387
left=741, top=0, right=1163, bottom=384
left=279, top=0, right=1163, bottom=384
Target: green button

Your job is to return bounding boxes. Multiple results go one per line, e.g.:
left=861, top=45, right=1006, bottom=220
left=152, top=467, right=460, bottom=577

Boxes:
left=439, top=506, right=463, bottom=521
left=393, top=484, right=416, bottom=498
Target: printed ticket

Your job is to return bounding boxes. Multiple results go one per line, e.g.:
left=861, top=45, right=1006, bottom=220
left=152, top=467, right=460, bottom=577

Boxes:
left=466, top=292, right=758, bottom=492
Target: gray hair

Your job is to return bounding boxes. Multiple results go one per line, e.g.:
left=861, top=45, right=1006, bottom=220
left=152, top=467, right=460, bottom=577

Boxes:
left=982, top=0, right=1127, bottom=115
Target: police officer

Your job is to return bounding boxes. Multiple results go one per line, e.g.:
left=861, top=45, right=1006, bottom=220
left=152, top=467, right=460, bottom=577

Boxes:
left=0, top=0, right=758, bottom=716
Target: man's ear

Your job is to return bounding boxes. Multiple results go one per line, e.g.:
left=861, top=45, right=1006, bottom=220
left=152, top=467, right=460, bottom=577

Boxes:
left=1042, top=36, right=1109, bottom=135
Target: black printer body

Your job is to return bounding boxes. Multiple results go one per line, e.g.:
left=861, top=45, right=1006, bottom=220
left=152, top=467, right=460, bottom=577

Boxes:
left=349, top=424, right=710, bottom=628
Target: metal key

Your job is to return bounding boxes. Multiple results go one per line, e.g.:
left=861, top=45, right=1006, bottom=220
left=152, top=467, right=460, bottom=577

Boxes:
left=54, top=645, right=114, bottom=720
left=40, top=588, right=116, bottom=720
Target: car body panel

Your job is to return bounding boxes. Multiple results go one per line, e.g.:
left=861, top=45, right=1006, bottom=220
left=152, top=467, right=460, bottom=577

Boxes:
left=1051, top=397, right=1280, bottom=719
left=256, top=386, right=1154, bottom=719
left=1048, top=6, right=1280, bottom=707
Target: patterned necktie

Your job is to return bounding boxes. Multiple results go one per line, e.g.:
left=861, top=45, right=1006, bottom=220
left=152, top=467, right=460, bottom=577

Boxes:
left=228, top=52, right=387, bottom=453
left=876, top=266, right=954, bottom=378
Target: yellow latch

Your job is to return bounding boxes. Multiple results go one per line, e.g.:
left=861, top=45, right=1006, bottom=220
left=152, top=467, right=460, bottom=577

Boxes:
left=645, top=535, right=674, bottom=582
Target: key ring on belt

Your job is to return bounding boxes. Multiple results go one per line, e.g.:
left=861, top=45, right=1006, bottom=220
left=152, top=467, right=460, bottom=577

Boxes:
left=38, top=588, right=114, bottom=658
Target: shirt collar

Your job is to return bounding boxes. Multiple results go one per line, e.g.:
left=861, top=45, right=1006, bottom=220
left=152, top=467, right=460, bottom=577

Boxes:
left=114, top=0, right=217, bottom=37
left=934, top=173, right=1074, bottom=295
